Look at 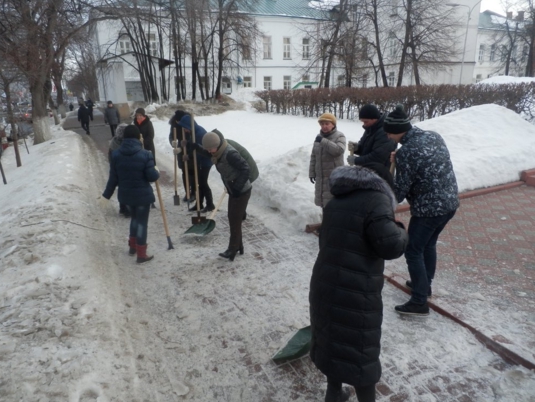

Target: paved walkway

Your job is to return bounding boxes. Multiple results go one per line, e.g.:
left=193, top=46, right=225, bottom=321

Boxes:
left=61, top=112, right=535, bottom=400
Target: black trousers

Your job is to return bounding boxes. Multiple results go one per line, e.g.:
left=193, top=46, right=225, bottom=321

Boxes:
left=80, top=120, right=90, bottom=133
left=197, top=166, right=213, bottom=207
left=227, top=188, right=251, bottom=252
left=327, top=378, right=376, bottom=402
left=109, top=124, right=118, bottom=137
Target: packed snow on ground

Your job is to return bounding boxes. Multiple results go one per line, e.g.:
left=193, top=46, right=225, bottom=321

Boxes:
left=1, top=100, right=535, bottom=401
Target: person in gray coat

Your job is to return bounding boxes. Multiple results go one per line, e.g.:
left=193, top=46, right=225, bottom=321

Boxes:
left=309, top=113, right=346, bottom=209
left=103, top=100, right=121, bottom=137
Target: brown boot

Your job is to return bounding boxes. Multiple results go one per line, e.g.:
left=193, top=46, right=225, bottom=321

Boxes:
left=128, top=237, right=136, bottom=256
left=136, top=244, right=154, bottom=263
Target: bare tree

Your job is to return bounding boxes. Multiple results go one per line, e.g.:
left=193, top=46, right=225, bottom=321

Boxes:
left=0, top=64, right=24, bottom=167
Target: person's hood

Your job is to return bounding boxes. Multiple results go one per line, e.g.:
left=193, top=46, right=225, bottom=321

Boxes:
left=329, top=165, right=397, bottom=210
left=119, top=138, right=143, bottom=156
left=179, top=114, right=203, bottom=132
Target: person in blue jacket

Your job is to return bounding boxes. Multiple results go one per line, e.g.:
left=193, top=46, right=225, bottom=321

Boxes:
left=102, top=125, right=160, bottom=263
left=179, top=115, right=214, bottom=212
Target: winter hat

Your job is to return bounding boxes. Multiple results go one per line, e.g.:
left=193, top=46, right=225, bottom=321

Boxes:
left=135, top=107, right=146, bottom=116
left=174, top=110, right=189, bottom=123
left=318, top=113, right=337, bottom=126
left=123, top=124, right=141, bottom=139
left=107, top=100, right=113, bottom=105
left=202, top=132, right=221, bottom=149
left=383, top=104, right=412, bottom=134
left=358, top=104, right=381, bottom=120
left=179, top=114, right=193, bottom=131
left=115, top=123, right=128, bottom=139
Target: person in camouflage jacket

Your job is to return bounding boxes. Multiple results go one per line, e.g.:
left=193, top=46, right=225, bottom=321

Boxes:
left=385, top=105, right=459, bottom=316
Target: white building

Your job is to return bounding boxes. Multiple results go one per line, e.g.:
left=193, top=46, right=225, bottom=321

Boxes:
left=90, top=0, right=489, bottom=105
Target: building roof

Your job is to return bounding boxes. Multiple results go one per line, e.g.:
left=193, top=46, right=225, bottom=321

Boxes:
left=246, top=0, right=330, bottom=20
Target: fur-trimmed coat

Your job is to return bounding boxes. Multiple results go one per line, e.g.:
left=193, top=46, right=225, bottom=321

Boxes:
left=309, top=128, right=346, bottom=207
left=309, top=165, right=408, bottom=387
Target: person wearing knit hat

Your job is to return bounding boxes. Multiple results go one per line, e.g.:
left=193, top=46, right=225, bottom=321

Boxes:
left=102, top=124, right=160, bottom=264
left=347, top=104, right=396, bottom=170
left=387, top=104, right=459, bottom=317
left=193, top=131, right=253, bottom=261
left=309, top=113, right=346, bottom=209
left=383, top=104, right=412, bottom=135
left=103, top=100, right=121, bottom=137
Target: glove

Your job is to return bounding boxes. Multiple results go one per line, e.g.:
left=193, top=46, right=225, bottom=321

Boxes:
left=348, top=141, right=355, bottom=153
left=310, top=177, right=315, bottom=184
left=154, top=165, right=160, bottom=172
left=182, top=154, right=190, bottom=162
left=172, top=140, right=178, bottom=148
left=315, top=135, right=323, bottom=143
left=180, top=140, right=188, bottom=149
left=346, top=154, right=355, bottom=166
left=173, top=147, right=182, bottom=155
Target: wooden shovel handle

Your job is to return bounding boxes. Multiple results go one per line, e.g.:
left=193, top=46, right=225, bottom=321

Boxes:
left=155, top=180, right=171, bottom=237
left=182, top=128, right=190, bottom=200
left=208, top=189, right=227, bottom=220
left=173, top=128, right=178, bottom=193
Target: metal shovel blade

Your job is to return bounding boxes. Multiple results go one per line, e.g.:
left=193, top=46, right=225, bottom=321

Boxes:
left=184, top=219, right=216, bottom=236
left=174, top=193, right=181, bottom=206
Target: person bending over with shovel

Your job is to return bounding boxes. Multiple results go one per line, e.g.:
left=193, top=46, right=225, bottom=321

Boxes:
left=187, top=132, right=251, bottom=261
left=102, top=125, right=160, bottom=263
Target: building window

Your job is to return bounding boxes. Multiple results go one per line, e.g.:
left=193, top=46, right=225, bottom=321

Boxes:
left=147, top=33, right=158, bottom=57
left=388, top=32, right=397, bottom=58
left=283, top=38, right=291, bottom=59
left=501, top=45, right=507, bottom=62
left=390, top=0, right=398, bottom=16
left=119, top=34, right=131, bottom=54
left=302, top=74, right=310, bottom=82
left=478, top=45, right=485, bottom=62
left=302, top=38, right=310, bottom=59
left=521, top=45, right=528, bottom=62
left=199, top=76, right=208, bottom=91
left=283, top=75, right=292, bottom=90
left=476, top=74, right=482, bottom=83
left=222, top=76, right=232, bottom=94
left=490, top=44, right=496, bottom=62
left=337, top=75, right=345, bottom=87
left=387, top=71, right=395, bottom=87
left=263, top=76, right=272, bottom=90
left=241, top=41, right=251, bottom=61
left=263, top=36, right=272, bottom=59
left=361, top=74, right=368, bottom=88
left=243, top=76, right=252, bottom=88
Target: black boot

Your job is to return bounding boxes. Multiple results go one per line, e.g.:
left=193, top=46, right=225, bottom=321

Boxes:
left=201, top=204, right=215, bottom=213
left=239, top=244, right=244, bottom=255
left=325, top=386, right=351, bottom=402
left=189, top=204, right=203, bottom=212
left=218, top=249, right=237, bottom=261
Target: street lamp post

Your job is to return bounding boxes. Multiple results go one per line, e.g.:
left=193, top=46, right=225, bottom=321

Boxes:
left=446, top=0, right=483, bottom=85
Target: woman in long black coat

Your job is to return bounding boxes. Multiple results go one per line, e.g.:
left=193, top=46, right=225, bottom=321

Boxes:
left=309, top=165, right=408, bottom=402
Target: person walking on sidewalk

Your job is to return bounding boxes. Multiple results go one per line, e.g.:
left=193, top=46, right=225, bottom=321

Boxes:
left=102, top=125, right=160, bottom=263
left=134, top=108, right=156, bottom=163
left=347, top=104, right=396, bottom=168
left=189, top=132, right=251, bottom=261
left=309, top=165, right=408, bottom=402
left=104, top=100, right=121, bottom=137
left=77, top=102, right=91, bottom=135
left=385, top=104, right=459, bottom=316
left=179, top=114, right=214, bottom=212
left=309, top=113, right=346, bottom=210
left=85, top=98, right=94, bottom=121
left=107, top=123, right=130, bottom=218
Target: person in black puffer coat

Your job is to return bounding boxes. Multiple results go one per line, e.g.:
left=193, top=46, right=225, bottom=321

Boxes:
left=347, top=104, right=396, bottom=168
left=102, top=125, right=160, bottom=263
left=309, top=165, right=408, bottom=402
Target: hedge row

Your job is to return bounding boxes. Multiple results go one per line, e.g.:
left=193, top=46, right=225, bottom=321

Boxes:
left=254, top=83, right=535, bottom=122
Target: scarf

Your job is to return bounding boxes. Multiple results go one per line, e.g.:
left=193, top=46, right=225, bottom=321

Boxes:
left=211, top=139, right=228, bottom=164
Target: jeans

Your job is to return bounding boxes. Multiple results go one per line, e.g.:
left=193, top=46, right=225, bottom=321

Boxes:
left=406, top=210, right=456, bottom=304
left=128, top=204, right=151, bottom=246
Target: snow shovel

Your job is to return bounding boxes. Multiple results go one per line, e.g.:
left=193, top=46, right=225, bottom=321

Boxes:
left=184, top=189, right=227, bottom=236
left=191, top=148, right=206, bottom=225
left=272, top=326, right=312, bottom=365
left=155, top=179, right=174, bottom=249
left=172, top=127, right=180, bottom=206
